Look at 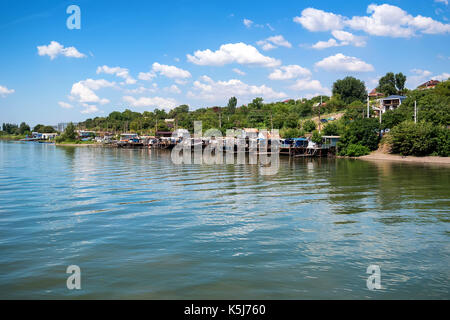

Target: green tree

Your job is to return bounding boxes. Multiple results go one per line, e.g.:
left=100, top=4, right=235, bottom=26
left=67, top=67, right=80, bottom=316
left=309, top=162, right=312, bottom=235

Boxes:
left=64, top=123, right=77, bottom=141
left=302, top=119, right=316, bottom=132
left=338, top=118, right=380, bottom=155
left=19, top=122, right=31, bottom=135
left=377, top=72, right=407, bottom=96
left=227, top=97, right=237, bottom=114
left=332, top=76, right=367, bottom=105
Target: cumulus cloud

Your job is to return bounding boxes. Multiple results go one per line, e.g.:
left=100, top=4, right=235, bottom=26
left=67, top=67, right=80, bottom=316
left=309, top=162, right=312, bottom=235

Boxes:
left=69, top=79, right=115, bottom=105
left=96, top=65, right=136, bottom=85
left=290, top=78, right=331, bottom=95
left=123, top=95, right=177, bottom=110
left=81, top=104, right=99, bottom=114
left=58, top=101, right=73, bottom=109
left=295, top=4, right=450, bottom=38
left=152, top=62, right=191, bottom=79
left=312, top=30, right=366, bottom=49
left=315, top=53, right=374, bottom=72
left=138, top=71, right=156, bottom=81
left=0, top=85, right=14, bottom=97
left=435, top=0, right=448, bottom=5
left=347, top=4, right=450, bottom=37
left=37, top=41, right=86, bottom=60
left=294, top=8, right=345, bottom=32
left=187, top=75, right=287, bottom=102
left=268, top=65, right=312, bottom=80
left=408, top=69, right=450, bottom=87
left=232, top=68, right=246, bottom=76
left=187, top=42, right=281, bottom=67
left=163, top=84, right=181, bottom=94
left=311, top=39, right=339, bottom=50
left=434, top=72, right=450, bottom=81
left=256, top=35, right=292, bottom=51
left=243, top=19, right=254, bottom=28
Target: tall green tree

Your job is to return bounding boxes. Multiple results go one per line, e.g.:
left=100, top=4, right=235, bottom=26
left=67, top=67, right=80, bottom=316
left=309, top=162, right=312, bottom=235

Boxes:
left=377, top=72, right=407, bottom=96
left=332, top=77, right=367, bottom=105
left=227, top=97, right=237, bottom=114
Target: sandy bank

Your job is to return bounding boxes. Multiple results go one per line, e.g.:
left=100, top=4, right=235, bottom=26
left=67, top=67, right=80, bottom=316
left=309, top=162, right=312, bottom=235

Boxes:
left=359, top=151, right=450, bottom=165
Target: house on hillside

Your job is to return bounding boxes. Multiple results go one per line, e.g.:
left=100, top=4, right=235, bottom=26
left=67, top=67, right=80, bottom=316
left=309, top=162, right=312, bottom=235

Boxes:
left=417, top=80, right=440, bottom=90
left=375, top=95, right=407, bottom=114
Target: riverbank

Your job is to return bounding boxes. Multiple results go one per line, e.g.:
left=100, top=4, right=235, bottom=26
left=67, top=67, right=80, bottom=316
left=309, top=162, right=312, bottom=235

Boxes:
left=359, top=151, right=450, bottom=165
left=55, top=143, right=102, bottom=147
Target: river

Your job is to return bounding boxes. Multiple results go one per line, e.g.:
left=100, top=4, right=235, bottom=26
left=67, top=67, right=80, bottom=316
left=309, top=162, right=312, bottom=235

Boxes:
left=0, top=141, right=448, bottom=299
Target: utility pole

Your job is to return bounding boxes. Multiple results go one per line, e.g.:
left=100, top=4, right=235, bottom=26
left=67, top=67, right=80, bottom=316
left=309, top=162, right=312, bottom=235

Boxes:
left=270, top=113, right=273, bottom=132
left=414, top=100, right=417, bottom=123
left=318, top=96, right=322, bottom=132
left=367, top=96, right=370, bottom=119
left=219, top=112, right=222, bottom=129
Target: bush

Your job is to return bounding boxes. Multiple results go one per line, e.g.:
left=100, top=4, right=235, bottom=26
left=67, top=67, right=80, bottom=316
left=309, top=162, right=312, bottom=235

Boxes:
left=340, top=144, right=371, bottom=157
left=302, top=119, right=316, bottom=132
left=390, top=121, right=449, bottom=156
left=323, top=122, right=340, bottom=136
left=281, top=128, right=304, bottom=139
left=338, top=118, right=380, bottom=154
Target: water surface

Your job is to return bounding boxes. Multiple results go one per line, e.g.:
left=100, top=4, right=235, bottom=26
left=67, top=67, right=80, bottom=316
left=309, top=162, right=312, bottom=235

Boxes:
left=0, top=141, right=449, bottom=299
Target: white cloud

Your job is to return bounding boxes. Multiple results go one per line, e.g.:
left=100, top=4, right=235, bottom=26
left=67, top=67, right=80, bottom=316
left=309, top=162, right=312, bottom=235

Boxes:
left=187, top=75, right=287, bottom=102
left=164, top=84, right=181, bottom=94
left=408, top=69, right=450, bottom=87
left=81, top=104, right=99, bottom=114
left=243, top=19, right=253, bottom=28
left=346, top=4, right=450, bottom=37
left=434, top=72, right=450, bottom=81
left=232, top=68, right=246, bottom=76
left=435, top=0, right=448, bottom=6
left=0, top=85, right=14, bottom=97
left=152, top=62, right=191, bottom=79
left=315, top=53, right=374, bottom=72
left=296, top=5, right=450, bottom=38
left=257, top=35, right=292, bottom=51
left=408, top=69, right=433, bottom=87
left=138, top=71, right=156, bottom=81
left=331, top=30, right=366, bottom=47
left=290, top=79, right=331, bottom=95
left=37, top=41, right=86, bottom=60
left=69, top=79, right=115, bottom=105
left=58, top=101, right=73, bottom=109
left=294, top=8, right=345, bottom=32
left=312, top=30, right=366, bottom=50
left=187, top=42, right=281, bottom=67
left=268, top=65, right=312, bottom=80
left=312, top=38, right=339, bottom=50
left=123, top=95, right=177, bottom=110
left=96, top=65, right=136, bottom=85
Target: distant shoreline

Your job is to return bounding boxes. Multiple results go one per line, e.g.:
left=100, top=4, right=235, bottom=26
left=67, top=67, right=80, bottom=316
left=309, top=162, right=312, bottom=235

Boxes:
left=359, top=151, right=450, bottom=165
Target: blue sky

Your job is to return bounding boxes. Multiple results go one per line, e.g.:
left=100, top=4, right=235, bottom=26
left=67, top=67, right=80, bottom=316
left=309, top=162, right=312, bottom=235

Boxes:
left=0, top=0, right=449, bottom=126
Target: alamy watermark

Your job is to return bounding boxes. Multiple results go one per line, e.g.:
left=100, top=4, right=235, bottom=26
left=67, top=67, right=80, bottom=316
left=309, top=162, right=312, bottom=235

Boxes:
left=366, top=265, right=381, bottom=290
left=66, top=5, right=81, bottom=30
left=66, top=265, right=81, bottom=290
left=170, top=121, right=280, bottom=176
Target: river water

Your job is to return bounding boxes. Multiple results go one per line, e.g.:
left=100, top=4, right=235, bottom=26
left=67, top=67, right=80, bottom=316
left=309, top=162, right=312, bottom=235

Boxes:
left=0, top=141, right=449, bottom=299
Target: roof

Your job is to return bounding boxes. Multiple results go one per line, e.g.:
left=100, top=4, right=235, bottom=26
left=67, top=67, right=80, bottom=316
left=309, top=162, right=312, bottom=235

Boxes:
left=381, top=95, right=406, bottom=101
left=418, top=80, right=440, bottom=88
left=322, top=136, right=341, bottom=139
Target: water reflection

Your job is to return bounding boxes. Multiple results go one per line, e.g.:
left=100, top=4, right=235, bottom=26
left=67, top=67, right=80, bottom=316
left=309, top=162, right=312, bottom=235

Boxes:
left=0, top=141, right=448, bottom=299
